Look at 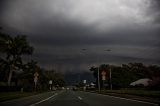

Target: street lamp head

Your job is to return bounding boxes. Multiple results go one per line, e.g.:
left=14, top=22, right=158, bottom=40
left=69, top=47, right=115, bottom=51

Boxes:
left=82, top=49, right=87, bottom=51
left=104, top=49, right=111, bottom=52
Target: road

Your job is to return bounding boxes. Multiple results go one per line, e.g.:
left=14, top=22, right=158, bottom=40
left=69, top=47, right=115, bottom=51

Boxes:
left=0, top=90, right=158, bottom=106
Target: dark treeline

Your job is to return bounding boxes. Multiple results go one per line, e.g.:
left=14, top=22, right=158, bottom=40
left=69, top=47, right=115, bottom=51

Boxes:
left=0, top=28, right=65, bottom=92
left=90, top=63, right=160, bottom=89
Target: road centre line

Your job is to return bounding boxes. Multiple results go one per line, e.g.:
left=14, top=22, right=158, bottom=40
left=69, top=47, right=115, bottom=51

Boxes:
left=82, top=91, right=159, bottom=106
left=78, top=96, right=82, bottom=100
left=30, top=93, right=58, bottom=106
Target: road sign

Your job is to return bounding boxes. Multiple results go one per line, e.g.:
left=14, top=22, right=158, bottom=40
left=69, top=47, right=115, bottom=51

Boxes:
left=102, top=76, right=106, bottom=80
left=34, top=76, right=38, bottom=83
left=49, top=80, right=52, bottom=84
left=34, top=72, right=39, bottom=77
left=83, top=80, right=86, bottom=84
left=101, top=70, right=106, bottom=76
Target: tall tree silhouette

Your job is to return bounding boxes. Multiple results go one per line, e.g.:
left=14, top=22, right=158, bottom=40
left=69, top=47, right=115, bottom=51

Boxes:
left=0, top=31, right=34, bottom=86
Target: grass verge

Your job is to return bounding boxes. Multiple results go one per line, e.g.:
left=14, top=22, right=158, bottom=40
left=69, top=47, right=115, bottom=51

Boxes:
left=87, top=89, right=160, bottom=104
left=101, top=89, right=160, bottom=98
left=0, top=92, right=38, bottom=102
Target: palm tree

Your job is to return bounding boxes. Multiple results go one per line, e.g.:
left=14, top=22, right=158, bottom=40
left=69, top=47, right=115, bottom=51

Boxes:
left=0, top=32, right=34, bottom=86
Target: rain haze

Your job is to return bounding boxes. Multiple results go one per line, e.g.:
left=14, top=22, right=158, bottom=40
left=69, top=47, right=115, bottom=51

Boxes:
left=0, top=0, right=160, bottom=73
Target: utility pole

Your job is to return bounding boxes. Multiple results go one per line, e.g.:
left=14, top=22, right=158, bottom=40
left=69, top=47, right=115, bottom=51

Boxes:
left=110, top=68, right=112, bottom=90
left=98, top=66, right=100, bottom=92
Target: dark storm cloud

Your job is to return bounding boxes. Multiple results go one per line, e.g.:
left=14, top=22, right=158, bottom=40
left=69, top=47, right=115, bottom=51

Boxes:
left=151, top=0, right=160, bottom=12
left=29, top=24, right=159, bottom=49
left=147, top=0, right=160, bottom=24
left=0, top=0, right=160, bottom=72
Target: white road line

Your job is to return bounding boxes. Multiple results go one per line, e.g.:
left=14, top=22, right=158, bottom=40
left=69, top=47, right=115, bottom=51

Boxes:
left=30, top=93, right=58, bottom=106
left=82, top=91, right=159, bottom=106
left=78, top=96, right=82, bottom=100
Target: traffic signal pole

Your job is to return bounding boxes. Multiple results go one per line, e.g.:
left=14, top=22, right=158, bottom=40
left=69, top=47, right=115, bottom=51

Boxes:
left=98, top=66, right=100, bottom=92
left=110, top=68, right=112, bottom=90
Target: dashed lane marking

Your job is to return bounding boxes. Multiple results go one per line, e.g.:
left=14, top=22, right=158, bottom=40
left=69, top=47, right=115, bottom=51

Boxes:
left=78, top=96, right=82, bottom=100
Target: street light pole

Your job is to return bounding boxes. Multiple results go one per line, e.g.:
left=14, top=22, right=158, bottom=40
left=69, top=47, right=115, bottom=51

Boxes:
left=98, top=66, right=100, bottom=92
left=81, top=48, right=101, bottom=92
left=110, top=68, right=112, bottom=90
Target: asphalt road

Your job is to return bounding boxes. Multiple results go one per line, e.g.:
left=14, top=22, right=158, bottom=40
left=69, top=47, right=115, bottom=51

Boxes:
left=0, top=90, right=158, bottom=106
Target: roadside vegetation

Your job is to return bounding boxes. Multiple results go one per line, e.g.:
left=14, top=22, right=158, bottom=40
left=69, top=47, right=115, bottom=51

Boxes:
left=0, top=28, right=65, bottom=94
left=98, top=89, right=160, bottom=98
left=0, top=92, right=38, bottom=102
left=90, top=63, right=160, bottom=90
left=83, top=63, right=160, bottom=101
left=76, top=63, right=160, bottom=100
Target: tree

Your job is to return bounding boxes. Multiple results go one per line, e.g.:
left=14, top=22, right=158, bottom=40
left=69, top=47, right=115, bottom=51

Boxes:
left=147, top=65, right=160, bottom=88
left=17, top=60, right=38, bottom=91
left=45, top=70, right=65, bottom=87
left=0, top=32, right=34, bottom=86
left=0, top=58, right=9, bottom=82
left=89, top=63, right=157, bottom=89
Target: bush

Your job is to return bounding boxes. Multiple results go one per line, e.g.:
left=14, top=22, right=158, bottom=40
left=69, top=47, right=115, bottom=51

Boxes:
left=0, top=86, right=21, bottom=92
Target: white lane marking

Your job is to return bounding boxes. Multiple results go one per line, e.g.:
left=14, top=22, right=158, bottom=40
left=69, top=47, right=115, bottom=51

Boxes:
left=82, top=91, right=159, bottom=106
left=30, top=93, right=58, bottom=106
left=78, top=96, right=82, bottom=100
left=71, top=90, right=83, bottom=100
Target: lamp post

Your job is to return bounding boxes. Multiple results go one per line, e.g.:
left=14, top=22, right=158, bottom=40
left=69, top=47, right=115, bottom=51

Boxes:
left=97, top=66, right=100, bottom=92
left=109, top=68, right=112, bottom=90
left=81, top=49, right=101, bottom=91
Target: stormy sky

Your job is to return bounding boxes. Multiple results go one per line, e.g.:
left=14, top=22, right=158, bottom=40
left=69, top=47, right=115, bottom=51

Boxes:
left=0, top=0, right=160, bottom=73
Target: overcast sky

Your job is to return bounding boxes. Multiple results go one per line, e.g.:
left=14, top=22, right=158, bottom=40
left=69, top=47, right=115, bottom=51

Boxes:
left=0, top=0, right=160, bottom=73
